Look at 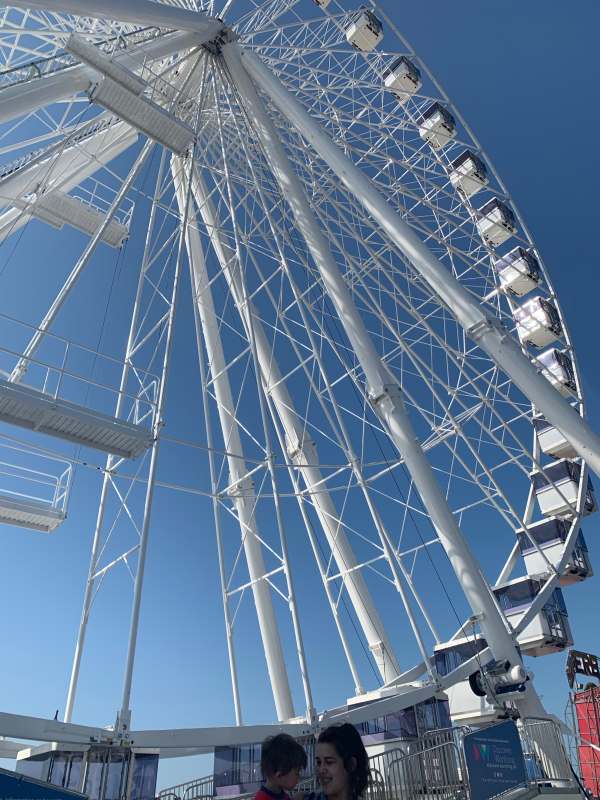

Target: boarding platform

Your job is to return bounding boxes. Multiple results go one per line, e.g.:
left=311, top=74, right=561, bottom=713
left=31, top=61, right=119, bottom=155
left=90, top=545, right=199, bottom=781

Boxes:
left=21, top=190, right=129, bottom=248
left=0, top=441, right=70, bottom=532
left=0, top=377, right=153, bottom=459
left=66, top=33, right=194, bottom=155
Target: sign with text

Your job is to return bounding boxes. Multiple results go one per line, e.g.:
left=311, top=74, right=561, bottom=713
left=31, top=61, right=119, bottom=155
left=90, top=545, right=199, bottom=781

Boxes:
left=463, top=720, right=527, bottom=800
left=566, top=649, right=600, bottom=688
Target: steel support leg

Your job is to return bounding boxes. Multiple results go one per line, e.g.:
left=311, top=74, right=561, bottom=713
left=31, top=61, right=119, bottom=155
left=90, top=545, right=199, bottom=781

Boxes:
left=64, top=146, right=166, bottom=724
left=117, top=145, right=196, bottom=732
left=171, top=157, right=295, bottom=722
left=222, top=45, right=543, bottom=712
left=190, top=166, right=401, bottom=684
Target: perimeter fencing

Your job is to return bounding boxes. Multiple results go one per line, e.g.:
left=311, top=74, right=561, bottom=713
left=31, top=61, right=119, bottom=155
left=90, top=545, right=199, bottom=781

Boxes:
left=157, top=718, right=577, bottom=800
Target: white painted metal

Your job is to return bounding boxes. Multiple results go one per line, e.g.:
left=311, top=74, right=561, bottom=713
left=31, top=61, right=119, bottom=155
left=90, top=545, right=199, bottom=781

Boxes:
left=496, top=246, right=541, bottom=296
left=537, top=348, right=577, bottom=396
left=170, top=157, right=295, bottom=722
left=517, top=518, right=592, bottom=585
left=531, top=460, right=595, bottom=519
left=117, top=145, right=194, bottom=734
left=238, top=47, right=600, bottom=483
left=0, top=117, right=135, bottom=207
left=20, top=190, right=129, bottom=247
left=493, top=577, right=574, bottom=657
left=515, top=296, right=562, bottom=348
left=448, top=151, right=488, bottom=197
left=2, top=0, right=598, bottom=752
left=418, top=104, right=456, bottom=149
left=66, top=34, right=147, bottom=95
left=7, top=0, right=224, bottom=37
left=223, top=45, right=539, bottom=706
left=0, top=493, right=65, bottom=532
left=91, top=78, right=194, bottom=154
left=0, top=376, right=152, bottom=458
left=345, top=10, right=384, bottom=52
left=64, top=148, right=170, bottom=725
left=384, top=57, right=421, bottom=105
left=189, top=164, right=401, bottom=685
left=0, top=30, right=204, bottom=126
left=535, top=418, right=578, bottom=460
left=10, top=139, right=153, bottom=383
left=476, top=199, right=517, bottom=247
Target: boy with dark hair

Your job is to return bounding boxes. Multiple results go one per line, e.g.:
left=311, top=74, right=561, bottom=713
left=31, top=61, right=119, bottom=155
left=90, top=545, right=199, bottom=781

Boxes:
left=255, top=733, right=307, bottom=800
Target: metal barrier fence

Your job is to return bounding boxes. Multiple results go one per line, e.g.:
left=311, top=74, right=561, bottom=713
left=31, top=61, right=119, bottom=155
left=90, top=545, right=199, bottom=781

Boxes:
left=157, top=718, right=578, bottom=800
left=368, top=740, right=466, bottom=800
left=158, top=773, right=213, bottom=800
left=518, top=717, right=573, bottom=787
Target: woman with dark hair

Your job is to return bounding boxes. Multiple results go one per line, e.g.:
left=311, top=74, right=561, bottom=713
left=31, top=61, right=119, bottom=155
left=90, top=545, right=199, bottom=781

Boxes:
left=306, top=724, right=370, bottom=800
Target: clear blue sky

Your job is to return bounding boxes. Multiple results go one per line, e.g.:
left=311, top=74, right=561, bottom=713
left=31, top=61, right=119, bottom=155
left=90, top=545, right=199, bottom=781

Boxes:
left=0, top=0, right=599, bottom=792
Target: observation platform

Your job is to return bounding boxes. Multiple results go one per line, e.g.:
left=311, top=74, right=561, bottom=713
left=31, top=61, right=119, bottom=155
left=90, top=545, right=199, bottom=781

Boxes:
left=0, top=492, right=65, bottom=532
left=22, top=191, right=129, bottom=248
left=0, top=377, right=153, bottom=459
left=66, top=33, right=194, bottom=155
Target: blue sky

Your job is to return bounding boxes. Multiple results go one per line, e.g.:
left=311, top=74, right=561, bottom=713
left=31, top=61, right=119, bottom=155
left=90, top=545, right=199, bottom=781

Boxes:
left=0, top=0, right=599, bottom=792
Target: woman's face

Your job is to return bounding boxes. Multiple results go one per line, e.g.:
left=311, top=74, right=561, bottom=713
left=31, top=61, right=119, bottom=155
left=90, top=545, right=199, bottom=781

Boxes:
left=316, top=742, right=352, bottom=799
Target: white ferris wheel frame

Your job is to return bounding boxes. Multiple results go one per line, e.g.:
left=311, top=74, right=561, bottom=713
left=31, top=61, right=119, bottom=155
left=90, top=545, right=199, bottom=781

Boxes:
left=0, top=0, right=595, bottom=758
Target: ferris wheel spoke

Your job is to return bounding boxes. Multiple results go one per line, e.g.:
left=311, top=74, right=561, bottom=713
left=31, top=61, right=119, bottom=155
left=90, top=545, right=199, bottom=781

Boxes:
left=193, top=106, right=405, bottom=683
left=0, top=28, right=206, bottom=127
left=298, top=179, right=585, bottom=574
left=299, top=178, right=537, bottom=467
left=240, top=46, right=600, bottom=502
left=8, top=0, right=225, bottom=37
left=0, top=117, right=138, bottom=246
left=220, top=44, right=555, bottom=711
left=174, top=153, right=305, bottom=722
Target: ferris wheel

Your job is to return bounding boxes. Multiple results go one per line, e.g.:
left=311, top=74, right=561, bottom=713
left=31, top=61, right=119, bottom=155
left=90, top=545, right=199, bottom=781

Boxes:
left=1, top=0, right=599, bottom=762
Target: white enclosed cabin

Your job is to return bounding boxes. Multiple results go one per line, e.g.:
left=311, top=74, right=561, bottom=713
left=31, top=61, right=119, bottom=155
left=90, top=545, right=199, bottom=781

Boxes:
left=16, top=742, right=159, bottom=800
left=533, top=414, right=577, bottom=460
left=433, top=636, right=501, bottom=726
left=476, top=198, right=517, bottom=247
left=530, top=459, right=596, bottom=519
left=496, top=246, right=541, bottom=297
left=449, top=150, right=488, bottom=197
left=517, top=517, right=592, bottom=585
left=345, top=7, right=383, bottom=52
left=493, top=577, right=573, bottom=657
left=537, top=347, right=577, bottom=396
left=514, top=295, right=562, bottom=348
left=383, top=56, right=421, bottom=104
left=418, top=102, right=456, bottom=150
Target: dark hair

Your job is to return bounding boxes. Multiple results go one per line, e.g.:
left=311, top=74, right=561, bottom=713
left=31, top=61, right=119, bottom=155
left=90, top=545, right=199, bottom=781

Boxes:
left=317, top=724, right=370, bottom=798
left=261, top=733, right=307, bottom=778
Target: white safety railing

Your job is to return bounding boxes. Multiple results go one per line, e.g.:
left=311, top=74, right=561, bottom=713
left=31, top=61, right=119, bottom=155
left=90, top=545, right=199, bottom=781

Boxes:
left=158, top=773, right=214, bottom=800
left=0, top=439, right=71, bottom=515
left=72, top=176, right=135, bottom=229
left=0, top=25, right=164, bottom=91
left=518, top=717, right=574, bottom=787
left=0, top=311, right=159, bottom=430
